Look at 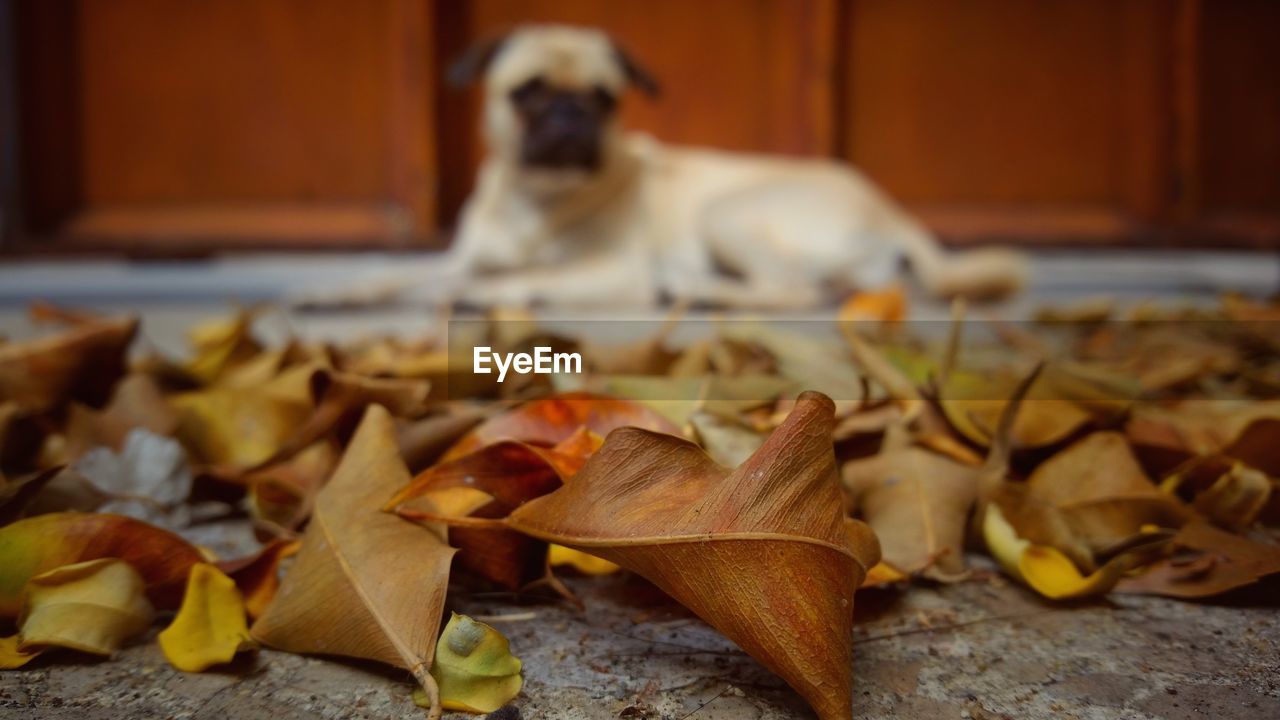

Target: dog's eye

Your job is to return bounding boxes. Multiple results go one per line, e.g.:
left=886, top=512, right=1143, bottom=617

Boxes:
left=510, top=77, right=549, bottom=108
left=591, top=86, right=617, bottom=113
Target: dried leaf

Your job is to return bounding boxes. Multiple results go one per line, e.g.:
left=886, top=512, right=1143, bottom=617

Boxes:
left=388, top=431, right=597, bottom=590
left=838, top=284, right=907, bottom=323
left=1128, top=400, right=1280, bottom=474
left=418, top=613, right=523, bottom=713
left=397, top=406, right=488, bottom=473
left=688, top=411, right=768, bottom=467
left=262, top=369, right=431, bottom=466
left=250, top=405, right=454, bottom=717
left=0, top=314, right=138, bottom=411
left=442, top=393, right=679, bottom=461
left=182, top=307, right=264, bottom=385
left=1017, top=432, right=1190, bottom=564
left=501, top=392, right=879, bottom=720
left=983, top=504, right=1134, bottom=600
left=159, top=563, right=257, bottom=671
left=843, top=424, right=979, bottom=580
left=1222, top=417, right=1280, bottom=477
left=721, top=324, right=865, bottom=409
left=579, top=325, right=680, bottom=376
left=244, top=441, right=339, bottom=530
left=547, top=544, right=620, bottom=575
left=0, top=467, right=63, bottom=526
left=14, top=558, right=154, bottom=658
left=860, top=561, right=908, bottom=588
left=217, top=539, right=301, bottom=620
left=1164, top=456, right=1272, bottom=531
left=587, top=375, right=796, bottom=429
left=939, top=368, right=1093, bottom=449
left=839, top=325, right=922, bottom=419
left=1116, top=520, right=1280, bottom=598
left=0, top=634, right=40, bottom=669
left=170, top=386, right=311, bottom=474
left=0, top=513, right=203, bottom=616
left=63, top=374, right=178, bottom=460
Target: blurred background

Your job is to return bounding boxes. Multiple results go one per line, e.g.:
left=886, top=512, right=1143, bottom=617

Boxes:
left=2, top=0, right=1277, bottom=254
left=0, top=0, right=1277, bottom=337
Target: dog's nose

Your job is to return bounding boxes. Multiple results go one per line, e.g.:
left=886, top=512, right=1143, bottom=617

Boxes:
left=544, top=96, right=593, bottom=134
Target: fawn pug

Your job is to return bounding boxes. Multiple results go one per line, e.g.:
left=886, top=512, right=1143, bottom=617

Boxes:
left=445, top=24, right=1025, bottom=308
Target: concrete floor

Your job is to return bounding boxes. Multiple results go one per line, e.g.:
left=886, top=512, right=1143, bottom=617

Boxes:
left=2, top=249, right=1278, bottom=719
left=3, top=569, right=1278, bottom=720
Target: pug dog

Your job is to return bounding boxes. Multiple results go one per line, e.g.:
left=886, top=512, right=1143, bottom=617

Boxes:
left=444, top=24, right=1025, bottom=309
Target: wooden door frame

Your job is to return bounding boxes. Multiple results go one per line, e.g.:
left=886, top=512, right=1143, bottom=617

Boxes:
left=0, top=0, right=23, bottom=251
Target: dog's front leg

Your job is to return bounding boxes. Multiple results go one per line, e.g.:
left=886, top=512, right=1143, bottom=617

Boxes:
left=660, top=257, right=824, bottom=310
left=459, top=247, right=656, bottom=309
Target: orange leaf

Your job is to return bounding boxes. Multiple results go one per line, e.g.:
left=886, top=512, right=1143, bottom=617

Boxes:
left=441, top=392, right=678, bottom=462
left=388, top=429, right=601, bottom=590
left=838, top=284, right=907, bottom=323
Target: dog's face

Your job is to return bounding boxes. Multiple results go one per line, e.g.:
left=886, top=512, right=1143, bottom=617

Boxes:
left=451, top=26, right=658, bottom=175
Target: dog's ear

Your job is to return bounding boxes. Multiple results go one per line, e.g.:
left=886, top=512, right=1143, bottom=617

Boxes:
left=448, top=33, right=509, bottom=88
left=611, top=41, right=660, bottom=97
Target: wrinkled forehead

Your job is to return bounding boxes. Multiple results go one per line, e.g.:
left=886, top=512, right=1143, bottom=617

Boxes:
left=487, top=27, right=627, bottom=92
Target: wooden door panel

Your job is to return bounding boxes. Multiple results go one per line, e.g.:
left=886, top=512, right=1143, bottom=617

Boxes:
left=15, top=0, right=435, bottom=248
left=79, top=1, right=391, bottom=203
left=841, top=0, right=1171, bottom=243
left=434, top=0, right=837, bottom=224
left=1197, top=0, right=1280, bottom=228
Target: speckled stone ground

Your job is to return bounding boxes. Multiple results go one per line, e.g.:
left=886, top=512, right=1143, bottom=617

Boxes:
left=2, top=251, right=1278, bottom=719
left=3, top=559, right=1278, bottom=720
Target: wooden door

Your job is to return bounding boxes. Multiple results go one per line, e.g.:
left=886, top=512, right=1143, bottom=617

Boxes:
left=839, top=0, right=1280, bottom=247
left=11, top=0, right=436, bottom=251
left=841, top=0, right=1172, bottom=245
left=1192, top=0, right=1280, bottom=241
left=5, top=0, right=1278, bottom=252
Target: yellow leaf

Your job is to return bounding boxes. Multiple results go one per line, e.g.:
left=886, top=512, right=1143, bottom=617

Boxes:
left=1018, top=546, right=1129, bottom=601
left=0, top=634, right=41, bottom=669
left=419, top=613, right=523, bottom=714
left=159, top=563, right=257, bottom=672
left=548, top=544, right=620, bottom=576
left=860, top=561, right=908, bottom=588
left=983, top=503, right=1031, bottom=583
left=18, top=558, right=154, bottom=657
left=982, top=505, right=1126, bottom=600
left=170, top=388, right=310, bottom=471
left=183, top=308, right=263, bottom=385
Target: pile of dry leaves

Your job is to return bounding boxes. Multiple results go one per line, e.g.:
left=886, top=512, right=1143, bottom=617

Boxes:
left=1, top=292, right=1278, bottom=720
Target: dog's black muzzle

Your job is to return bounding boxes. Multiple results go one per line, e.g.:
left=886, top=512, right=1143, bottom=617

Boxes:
left=512, top=81, right=615, bottom=171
